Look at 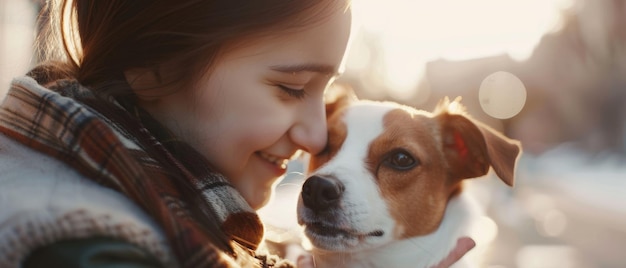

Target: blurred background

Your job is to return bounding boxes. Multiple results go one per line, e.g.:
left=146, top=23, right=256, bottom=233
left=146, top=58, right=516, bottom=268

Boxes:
left=2, top=0, right=625, bottom=267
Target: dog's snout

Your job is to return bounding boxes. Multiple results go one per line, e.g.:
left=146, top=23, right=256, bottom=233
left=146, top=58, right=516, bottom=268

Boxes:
left=301, top=175, right=344, bottom=212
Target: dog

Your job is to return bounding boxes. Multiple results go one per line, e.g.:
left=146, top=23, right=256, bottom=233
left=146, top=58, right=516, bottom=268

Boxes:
left=296, top=91, right=521, bottom=268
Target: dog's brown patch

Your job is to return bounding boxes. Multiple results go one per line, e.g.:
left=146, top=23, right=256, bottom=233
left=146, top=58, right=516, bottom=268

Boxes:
left=367, top=108, right=452, bottom=239
left=309, top=108, right=348, bottom=172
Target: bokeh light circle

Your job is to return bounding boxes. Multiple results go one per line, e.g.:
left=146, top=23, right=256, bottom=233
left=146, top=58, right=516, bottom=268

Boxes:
left=479, top=71, right=527, bottom=119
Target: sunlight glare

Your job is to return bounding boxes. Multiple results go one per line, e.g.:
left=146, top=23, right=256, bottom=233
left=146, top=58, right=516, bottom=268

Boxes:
left=351, top=0, right=572, bottom=97
left=517, top=245, right=580, bottom=268
left=0, top=0, right=36, bottom=96
left=479, top=71, right=526, bottom=119
left=470, top=216, right=499, bottom=245
left=538, top=209, right=568, bottom=237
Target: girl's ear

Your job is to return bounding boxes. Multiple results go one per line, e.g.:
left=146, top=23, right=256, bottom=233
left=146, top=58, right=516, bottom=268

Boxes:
left=324, top=83, right=357, bottom=119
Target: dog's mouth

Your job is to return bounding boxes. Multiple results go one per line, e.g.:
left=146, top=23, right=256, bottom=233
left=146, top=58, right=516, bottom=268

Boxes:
left=305, top=222, right=384, bottom=239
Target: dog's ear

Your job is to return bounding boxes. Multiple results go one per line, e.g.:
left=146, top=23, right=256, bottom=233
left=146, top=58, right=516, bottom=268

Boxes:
left=307, top=84, right=355, bottom=173
left=435, top=97, right=521, bottom=186
left=325, top=83, right=357, bottom=119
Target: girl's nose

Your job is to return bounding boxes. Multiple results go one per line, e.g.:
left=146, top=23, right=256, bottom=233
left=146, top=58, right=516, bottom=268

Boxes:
left=290, top=102, right=327, bottom=155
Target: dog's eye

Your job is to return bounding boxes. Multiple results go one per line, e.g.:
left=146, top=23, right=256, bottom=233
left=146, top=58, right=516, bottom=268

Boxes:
left=384, top=150, right=418, bottom=170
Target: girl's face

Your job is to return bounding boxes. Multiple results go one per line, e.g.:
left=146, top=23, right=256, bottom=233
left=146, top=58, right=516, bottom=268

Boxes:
left=139, top=8, right=352, bottom=209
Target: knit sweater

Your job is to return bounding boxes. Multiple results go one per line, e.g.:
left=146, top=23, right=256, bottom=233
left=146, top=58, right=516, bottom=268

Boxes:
left=0, top=127, right=177, bottom=267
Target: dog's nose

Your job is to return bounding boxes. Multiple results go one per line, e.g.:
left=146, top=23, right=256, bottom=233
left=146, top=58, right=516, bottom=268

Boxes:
left=301, top=175, right=344, bottom=212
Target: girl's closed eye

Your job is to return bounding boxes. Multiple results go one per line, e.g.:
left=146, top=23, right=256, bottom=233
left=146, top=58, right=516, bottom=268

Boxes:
left=278, top=84, right=307, bottom=100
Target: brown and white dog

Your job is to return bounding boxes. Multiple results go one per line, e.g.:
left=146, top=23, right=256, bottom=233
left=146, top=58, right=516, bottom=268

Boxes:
left=296, top=92, right=521, bottom=268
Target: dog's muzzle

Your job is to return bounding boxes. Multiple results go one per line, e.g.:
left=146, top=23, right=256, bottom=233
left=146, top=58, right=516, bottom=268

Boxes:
left=301, top=175, right=344, bottom=212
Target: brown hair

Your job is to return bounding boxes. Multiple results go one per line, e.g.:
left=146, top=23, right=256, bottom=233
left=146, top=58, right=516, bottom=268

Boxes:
left=37, top=0, right=350, bottom=98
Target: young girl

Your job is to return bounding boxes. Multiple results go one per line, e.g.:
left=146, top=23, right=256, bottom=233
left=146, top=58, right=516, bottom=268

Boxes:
left=0, top=1, right=471, bottom=267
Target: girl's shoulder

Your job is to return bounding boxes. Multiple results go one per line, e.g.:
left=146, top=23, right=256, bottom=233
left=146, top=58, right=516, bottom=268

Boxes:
left=0, top=133, right=177, bottom=268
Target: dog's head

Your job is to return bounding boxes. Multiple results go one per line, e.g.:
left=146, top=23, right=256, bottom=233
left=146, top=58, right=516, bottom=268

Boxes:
left=296, top=89, right=521, bottom=252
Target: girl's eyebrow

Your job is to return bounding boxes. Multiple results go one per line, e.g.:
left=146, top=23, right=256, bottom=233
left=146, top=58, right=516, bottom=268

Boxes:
left=270, top=63, right=342, bottom=76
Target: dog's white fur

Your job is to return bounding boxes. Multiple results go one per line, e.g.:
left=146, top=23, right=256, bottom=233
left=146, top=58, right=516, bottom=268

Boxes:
left=308, top=195, right=480, bottom=268
left=297, top=99, right=519, bottom=268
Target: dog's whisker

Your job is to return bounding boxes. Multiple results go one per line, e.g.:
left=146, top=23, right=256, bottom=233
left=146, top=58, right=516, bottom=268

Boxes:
left=341, top=253, right=348, bottom=266
left=395, top=212, right=437, bottom=256
left=275, top=182, right=303, bottom=188
left=285, top=171, right=305, bottom=177
left=407, top=239, right=435, bottom=257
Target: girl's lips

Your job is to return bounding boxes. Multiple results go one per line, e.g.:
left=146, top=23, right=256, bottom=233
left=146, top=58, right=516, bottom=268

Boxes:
left=256, top=151, right=290, bottom=174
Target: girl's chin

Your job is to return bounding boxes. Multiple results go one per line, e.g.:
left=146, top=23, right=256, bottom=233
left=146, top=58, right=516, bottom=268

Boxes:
left=232, top=166, right=283, bottom=210
left=236, top=182, right=274, bottom=210
left=245, top=188, right=273, bottom=210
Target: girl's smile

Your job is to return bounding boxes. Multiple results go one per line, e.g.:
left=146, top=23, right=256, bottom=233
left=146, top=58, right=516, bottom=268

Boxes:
left=256, top=151, right=292, bottom=174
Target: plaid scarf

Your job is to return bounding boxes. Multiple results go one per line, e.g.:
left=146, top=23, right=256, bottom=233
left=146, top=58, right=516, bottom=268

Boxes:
left=0, top=73, right=286, bottom=267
